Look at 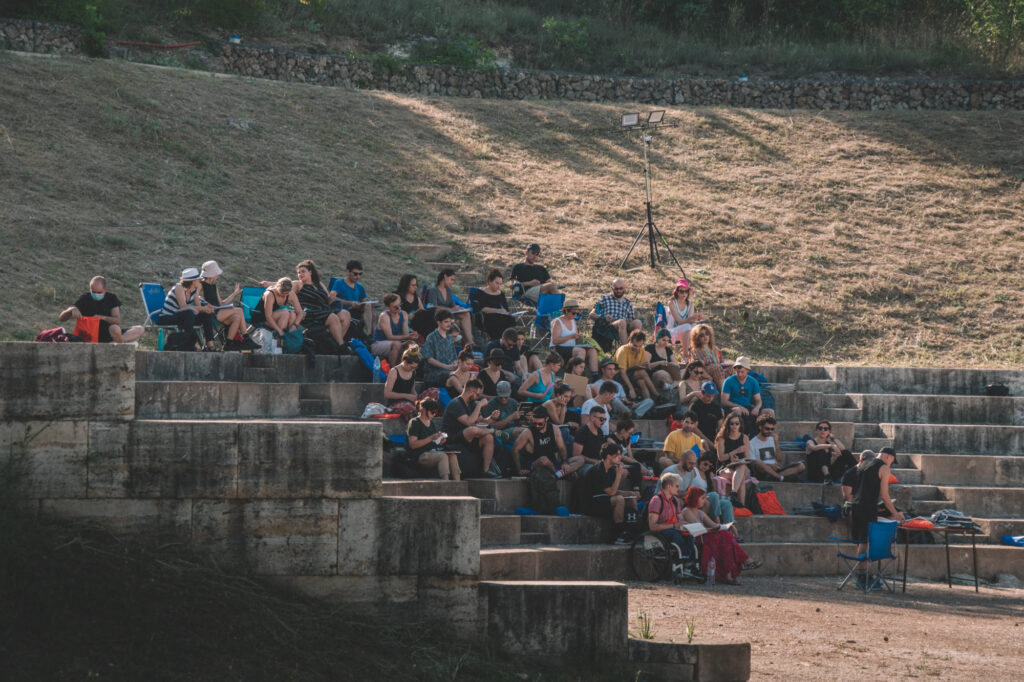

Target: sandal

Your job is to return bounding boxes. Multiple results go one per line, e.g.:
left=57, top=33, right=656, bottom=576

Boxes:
left=742, top=560, right=763, bottom=571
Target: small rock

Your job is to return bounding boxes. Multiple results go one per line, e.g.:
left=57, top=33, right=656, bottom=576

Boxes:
left=883, top=636, right=889, bottom=642
left=815, top=608, right=820, bottom=612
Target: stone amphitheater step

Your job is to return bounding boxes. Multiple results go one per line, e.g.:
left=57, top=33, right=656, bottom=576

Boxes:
left=822, top=393, right=855, bottom=408
left=890, top=467, right=923, bottom=485
left=823, top=407, right=862, bottom=422
left=795, top=379, right=839, bottom=393
left=828, top=366, right=1024, bottom=397
left=481, top=515, right=523, bottom=546
left=911, top=500, right=956, bottom=515
left=852, top=437, right=894, bottom=451
left=975, top=518, right=1024, bottom=541
left=136, top=350, right=371, bottom=383
left=751, top=365, right=830, bottom=383
left=937, top=486, right=1024, bottom=518
left=382, top=480, right=470, bottom=496
left=849, top=393, right=1024, bottom=426
left=907, top=454, right=1024, bottom=486
left=479, top=545, right=630, bottom=581
left=854, top=423, right=884, bottom=438
left=880, top=423, right=1024, bottom=456
left=136, top=381, right=385, bottom=419
left=519, top=532, right=549, bottom=545
left=402, top=243, right=453, bottom=262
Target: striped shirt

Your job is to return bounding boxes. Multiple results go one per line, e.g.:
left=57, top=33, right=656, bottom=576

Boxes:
left=161, top=283, right=197, bottom=316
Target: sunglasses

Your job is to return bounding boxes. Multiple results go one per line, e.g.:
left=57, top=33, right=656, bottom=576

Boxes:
left=350, top=271, right=363, bottom=277
left=728, top=421, right=740, bottom=426
left=593, top=416, right=606, bottom=422
left=816, top=426, right=830, bottom=431
left=762, top=427, right=775, bottom=432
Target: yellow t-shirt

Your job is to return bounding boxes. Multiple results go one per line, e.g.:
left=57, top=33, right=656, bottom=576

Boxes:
left=614, top=344, right=646, bottom=370
left=663, top=429, right=702, bottom=463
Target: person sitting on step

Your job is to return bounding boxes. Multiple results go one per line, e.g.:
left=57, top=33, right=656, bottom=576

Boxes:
left=509, top=243, right=559, bottom=304
left=512, top=405, right=583, bottom=479
left=721, top=356, right=774, bottom=435
left=158, top=268, right=217, bottom=349
left=198, top=260, right=251, bottom=351
left=805, top=419, right=858, bottom=483
left=294, top=259, right=350, bottom=350
left=550, top=298, right=599, bottom=375
left=440, top=378, right=500, bottom=478
left=425, top=268, right=474, bottom=349
left=330, top=260, right=374, bottom=339
left=59, top=275, right=145, bottom=344
left=581, top=442, right=639, bottom=545
left=406, top=398, right=461, bottom=481
left=371, top=293, right=416, bottom=368
left=747, top=413, right=806, bottom=483
left=421, top=310, right=459, bottom=387
left=614, top=330, right=658, bottom=402
left=445, top=345, right=478, bottom=397
left=663, top=278, right=704, bottom=350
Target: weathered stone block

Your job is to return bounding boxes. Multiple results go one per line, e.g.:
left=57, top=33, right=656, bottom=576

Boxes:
left=192, top=499, right=339, bottom=575
left=482, top=581, right=628, bottom=657
left=121, top=420, right=240, bottom=497
left=337, top=497, right=479, bottom=576
left=0, top=420, right=88, bottom=498
left=41, top=498, right=192, bottom=539
left=0, top=342, right=133, bottom=420
left=238, top=421, right=381, bottom=498
left=86, top=420, right=130, bottom=497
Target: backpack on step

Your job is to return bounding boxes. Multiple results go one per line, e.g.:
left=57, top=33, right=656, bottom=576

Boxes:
left=529, top=469, right=560, bottom=515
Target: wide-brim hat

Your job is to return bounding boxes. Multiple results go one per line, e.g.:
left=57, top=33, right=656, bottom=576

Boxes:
left=562, top=299, right=580, bottom=310
left=180, top=267, right=200, bottom=281
left=200, top=260, right=223, bottom=279
left=733, top=356, right=751, bottom=369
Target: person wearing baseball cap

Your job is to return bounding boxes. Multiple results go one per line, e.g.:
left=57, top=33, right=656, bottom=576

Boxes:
left=721, top=356, right=774, bottom=435
left=510, top=243, right=559, bottom=303
left=685, top=381, right=725, bottom=453
left=155, top=266, right=215, bottom=350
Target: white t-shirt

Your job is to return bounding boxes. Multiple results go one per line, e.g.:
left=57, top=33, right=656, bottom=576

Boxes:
left=748, top=435, right=778, bottom=466
left=580, top=398, right=611, bottom=436
left=656, top=463, right=706, bottom=494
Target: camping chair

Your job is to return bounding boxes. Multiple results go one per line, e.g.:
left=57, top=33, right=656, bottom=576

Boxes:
left=138, top=282, right=194, bottom=351
left=528, top=293, right=564, bottom=351
left=833, top=519, right=900, bottom=593
left=654, top=301, right=668, bottom=331
left=240, top=286, right=265, bottom=326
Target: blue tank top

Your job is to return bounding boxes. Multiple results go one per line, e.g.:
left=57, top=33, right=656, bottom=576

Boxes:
left=373, top=311, right=406, bottom=342
left=533, top=369, right=556, bottom=401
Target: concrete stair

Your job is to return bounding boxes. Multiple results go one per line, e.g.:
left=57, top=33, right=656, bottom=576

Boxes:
left=849, top=392, right=1024, bottom=426
left=795, top=379, right=839, bottom=393
left=480, top=545, right=630, bottom=581
left=881, top=423, right=1024, bottom=456
left=136, top=350, right=371, bottom=383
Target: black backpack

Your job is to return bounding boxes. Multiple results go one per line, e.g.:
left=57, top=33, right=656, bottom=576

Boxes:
left=304, top=325, right=341, bottom=355
left=529, top=469, right=560, bottom=514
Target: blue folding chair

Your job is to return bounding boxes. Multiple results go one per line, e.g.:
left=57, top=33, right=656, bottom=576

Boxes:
left=833, top=519, right=900, bottom=593
left=138, top=282, right=184, bottom=351
left=528, top=293, right=565, bottom=350
left=654, top=301, right=668, bottom=331
left=240, top=286, right=266, bottom=326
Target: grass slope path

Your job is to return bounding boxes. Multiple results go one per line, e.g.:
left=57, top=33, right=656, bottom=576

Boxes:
left=2, top=52, right=1022, bottom=367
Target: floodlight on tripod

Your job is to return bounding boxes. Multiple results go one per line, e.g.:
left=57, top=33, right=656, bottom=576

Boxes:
left=617, top=111, right=685, bottom=276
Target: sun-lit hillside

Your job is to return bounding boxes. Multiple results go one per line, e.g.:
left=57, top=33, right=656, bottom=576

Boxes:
left=2, top=51, right=1022, bottom=366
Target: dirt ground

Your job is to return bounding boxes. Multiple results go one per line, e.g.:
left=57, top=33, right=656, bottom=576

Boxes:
left=629, top=576, right=1024, bottom=680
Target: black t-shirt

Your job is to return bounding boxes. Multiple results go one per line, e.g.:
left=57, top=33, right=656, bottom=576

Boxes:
left=74, top=292, right=121, bottom=318
left=691, top=400, right=724, bottom=441
left=470, top=288, right=508, bottom=314
left=583, top=461, right=617, bottom=500
left=645, top=342, right=671, bottom=364
left=407, top=417, right=441, bottom=456
left=442, top=397, right=472, bottom=437
left=399, top=292, right=420, bottom=315
left=574, top=425, right=606, bottom=461
left=74, top=292, right=122, bottom=342
left=841, top=464, right=860, bottom=492
left=510, top=263, right=551, bottom=285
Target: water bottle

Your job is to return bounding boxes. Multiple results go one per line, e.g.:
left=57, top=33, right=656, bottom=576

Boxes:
left=373, top=356, right=382, bottom=382
left=707, top=557, right=716, bottom=587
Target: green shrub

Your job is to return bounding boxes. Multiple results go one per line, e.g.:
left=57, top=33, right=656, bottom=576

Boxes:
left=964, top=0, right=1024, bottom=64
left=541, top=15, right=590, bottom=66
left=408, top=35, right=496, bottom=68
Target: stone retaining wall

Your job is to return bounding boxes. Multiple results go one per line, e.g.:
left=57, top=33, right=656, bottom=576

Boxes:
left=3, top=17, right=1022, bottom=110
left=1, top=18, right=82, bottom=54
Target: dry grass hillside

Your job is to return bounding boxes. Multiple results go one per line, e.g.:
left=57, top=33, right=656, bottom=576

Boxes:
left=2, top=51, right=1022, bottom=367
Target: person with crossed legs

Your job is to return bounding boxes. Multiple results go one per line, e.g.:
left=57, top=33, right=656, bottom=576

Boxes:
left=440, top=378, right=500, bottom=478
left=512, top=406, right=584, bottom=479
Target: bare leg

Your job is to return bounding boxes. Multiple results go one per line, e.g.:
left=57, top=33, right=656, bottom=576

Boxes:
left=336, top=309, right=352, bottom=339
left=652, top=369, right=673, bottom=389
left=611, top=319, right=628, bottom=345
left=563, top=455, right=585, bottom=475
left=388, top=340, right=401, bottom=366
left=361, top=303, right=374, bottom=334
left=121, top=325, right=145, bottom=343
left=540, top=282, right=559, bottom=295
left=585, top=347, right=599, bottom=374
left=447, top=453, right=462, bottom=481
left=326, top=313, right=345, bottom=345
left=108, top=324, right=124, bottom=343
left=611, top=495, right=625, bottom=523
left=455, top=312, right=474, bottom=346
left=526, top=354, right=542, bottom=372
left=731, top=464, right=750, bottom=505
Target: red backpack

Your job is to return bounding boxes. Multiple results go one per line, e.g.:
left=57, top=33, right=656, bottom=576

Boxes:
left=35, top=327, right=83, bottom=343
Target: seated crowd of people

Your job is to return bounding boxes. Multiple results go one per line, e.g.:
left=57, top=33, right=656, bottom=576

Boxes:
left=59, top=244, right=886, bottom=587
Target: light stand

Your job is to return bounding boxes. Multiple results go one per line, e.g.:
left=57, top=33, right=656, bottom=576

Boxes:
left=618, top=110, right=686, bottom=277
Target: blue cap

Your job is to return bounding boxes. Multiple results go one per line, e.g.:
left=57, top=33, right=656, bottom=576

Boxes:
left=701, top=381, right=719, bottom=395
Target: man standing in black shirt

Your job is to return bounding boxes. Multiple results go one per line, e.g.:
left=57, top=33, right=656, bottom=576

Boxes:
left=851, top=447, right=904, bottom=585
left=59, top=276, right=145, bottom=343
left=509, top=243, right=559, bottom=304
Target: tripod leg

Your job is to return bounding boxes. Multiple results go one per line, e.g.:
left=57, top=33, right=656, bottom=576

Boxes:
left=620, top=224, right=651, bottom=270
left=652, top=223, right=688, bottom=279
